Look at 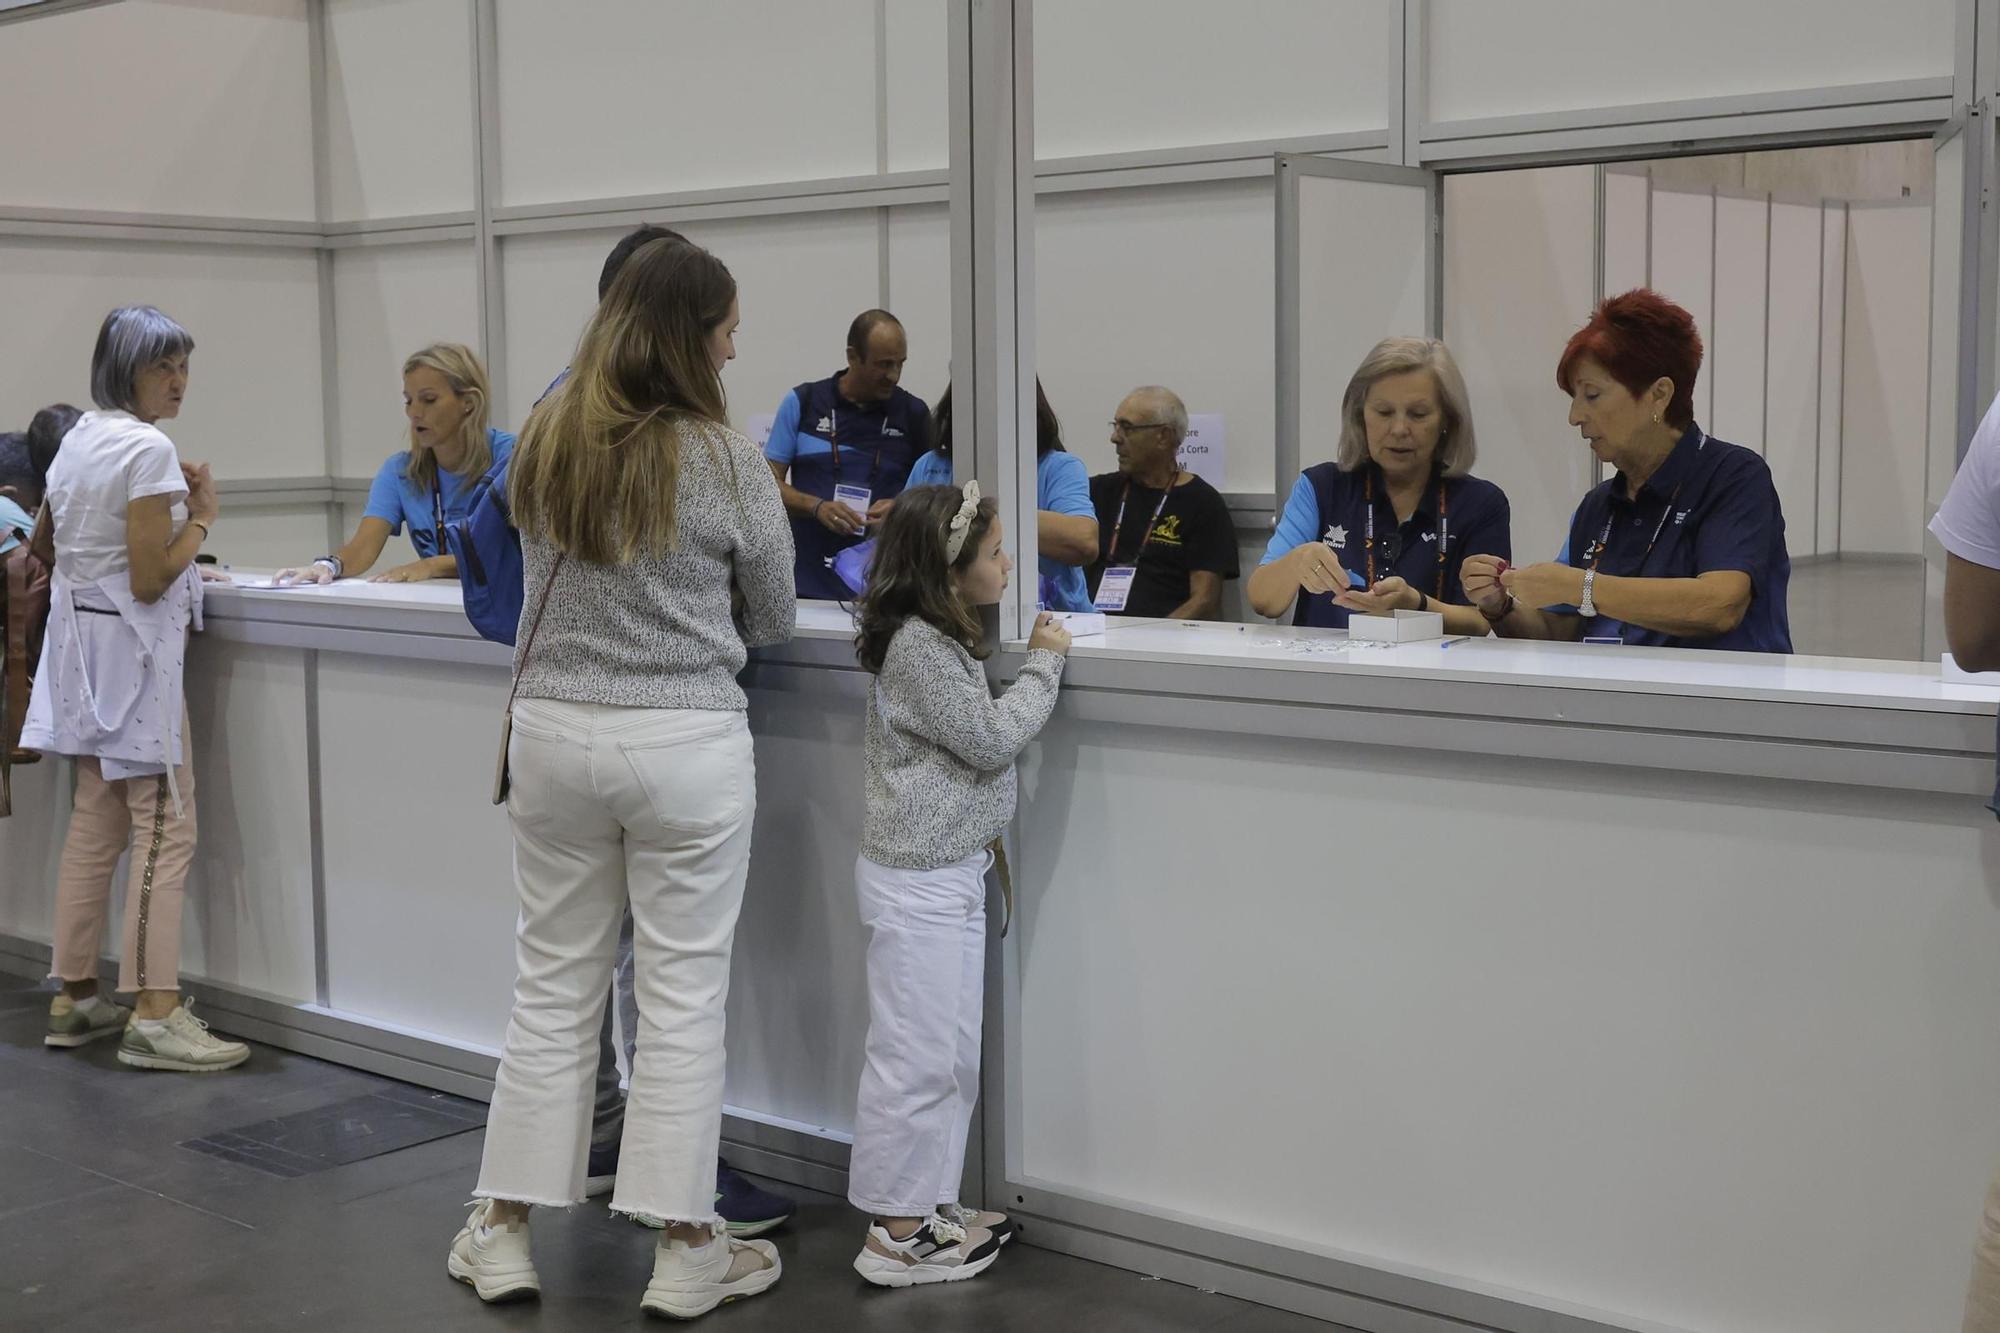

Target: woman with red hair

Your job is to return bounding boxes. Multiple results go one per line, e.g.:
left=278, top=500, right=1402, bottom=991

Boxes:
left=1462, top=289, right=1791, bottom=652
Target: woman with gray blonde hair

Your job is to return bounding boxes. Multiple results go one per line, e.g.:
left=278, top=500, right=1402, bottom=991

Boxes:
left=1247, top=335, right=1511, bottom=634
left=26, top=305, right=248, bottom=1071
left=275, top=342, right=513, bottom=585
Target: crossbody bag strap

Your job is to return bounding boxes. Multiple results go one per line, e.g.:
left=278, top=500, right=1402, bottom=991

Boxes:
left=508, top=552, right=567, bottom=709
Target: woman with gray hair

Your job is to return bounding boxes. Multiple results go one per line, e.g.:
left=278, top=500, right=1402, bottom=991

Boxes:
left=1247, top=336, right=1511, bottom=634
left=23, top=304, right=248, bottom=1072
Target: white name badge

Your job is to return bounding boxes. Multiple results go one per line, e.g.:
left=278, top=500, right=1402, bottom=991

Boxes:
left=1093, top=565, right=1137, bottom=612
left=833, top=483, right=873, bottom=513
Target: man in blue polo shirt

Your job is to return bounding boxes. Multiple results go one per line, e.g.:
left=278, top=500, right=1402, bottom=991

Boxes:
left=764, top=310, right=929, bottom=599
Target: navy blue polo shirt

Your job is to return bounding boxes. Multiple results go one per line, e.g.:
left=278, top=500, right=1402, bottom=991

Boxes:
left=1556, top=425, right=1792, bottom=653
left=765, top=372, right=928, bottom=600
left=1261, top=462, right=1512, bottom=629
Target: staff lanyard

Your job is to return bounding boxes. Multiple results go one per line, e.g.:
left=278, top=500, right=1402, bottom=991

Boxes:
left=1585, top=434, right=1705, bottom=578
left=1104, top=481, right=1175, bottom=566
left=1362, top=470, right=1450, bottom=598
left=431, top=477, right=448, bottom=558
left=827, top=405, right=884, bottom=487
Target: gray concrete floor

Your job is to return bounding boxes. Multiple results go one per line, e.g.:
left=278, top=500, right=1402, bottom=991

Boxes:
left=0, top=976, right=1347, bottom=1333
left=1786, top=554, right=1930, bottom=662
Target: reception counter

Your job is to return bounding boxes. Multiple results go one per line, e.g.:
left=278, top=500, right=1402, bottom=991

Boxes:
left=3, top=581, right=1998, bottom=1333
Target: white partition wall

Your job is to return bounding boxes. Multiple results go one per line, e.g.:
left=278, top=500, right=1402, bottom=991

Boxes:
left=1710, top=194, right=1770, bottom=450
left=1841, top=203, right=1934, bottom=557
left=1039, top=180, right=1273, bottom=492
left=0, top=0, right=316, bottom=220
left=1820, top=205, right=1851, bottom=552
left=1647, top=188, right=1717, bottom=429
left=1032, top=1, right=1395, bottom=160
left=1767, top=200, right=1827, bottom=553
left=323, top=0, right=476, bottom=221
left=1442, top=166, right=1597, bottom=563
left=1426, top=0, right=1955, bottom=125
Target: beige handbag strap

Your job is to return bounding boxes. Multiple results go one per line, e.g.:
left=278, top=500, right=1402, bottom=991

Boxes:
left=988, top=837, right=1014, bottom=938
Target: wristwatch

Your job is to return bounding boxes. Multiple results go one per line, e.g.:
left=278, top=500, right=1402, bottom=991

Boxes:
left=1578, top=568, right=1598, bottom=618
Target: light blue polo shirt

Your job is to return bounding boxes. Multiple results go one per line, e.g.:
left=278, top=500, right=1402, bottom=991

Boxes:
left=364, top=427, right=516, bottom=560
left=0, top=494, right=33, bottom=555
left=907, top=447, right=1095, bottom=612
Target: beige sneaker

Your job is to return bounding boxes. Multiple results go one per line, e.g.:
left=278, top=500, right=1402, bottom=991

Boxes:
left=447, top=1199, right=541, bottom=1303
left=853, top=1216, right=1001, bottom=1288
left=641, top=1231, right=780, bottom=1319
left=116, top=999, right=249, bottom=1072
left=939, top=1201, right=1016, bottom=1245
left=45, top=993, right=130, bottom=1048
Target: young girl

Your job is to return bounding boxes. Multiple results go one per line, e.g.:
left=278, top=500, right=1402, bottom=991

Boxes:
left=847, top=481, right=1071, bottom=1286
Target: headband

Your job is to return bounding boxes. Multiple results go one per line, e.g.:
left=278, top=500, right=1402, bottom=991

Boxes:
left=943, top=479, right=982, bottom=563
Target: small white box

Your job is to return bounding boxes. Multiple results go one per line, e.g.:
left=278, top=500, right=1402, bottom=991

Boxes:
left=1048, top=611, right=1108, bottom=638
left=1345, top=608, right=1444, bottom=643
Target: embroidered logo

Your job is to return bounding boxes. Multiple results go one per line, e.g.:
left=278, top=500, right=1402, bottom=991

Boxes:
left=1421, top=532, right=1436, bottom=544
left=883, top=426, right=904, bottom=438
left=1325, top=524, right=1348, bottom=550
left=1151, top=515, right=1185, bottom=546
left=814, top=415, right=833, bottom=433
left=1674, top=510, right=1690, bottom=525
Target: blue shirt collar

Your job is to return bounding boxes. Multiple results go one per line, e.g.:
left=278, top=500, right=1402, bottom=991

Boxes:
left=1612, top=423, right=1705, bottom=504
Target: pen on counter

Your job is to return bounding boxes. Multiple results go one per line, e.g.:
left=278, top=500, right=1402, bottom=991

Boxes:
left=1438, top=636, right=1471, bottom=649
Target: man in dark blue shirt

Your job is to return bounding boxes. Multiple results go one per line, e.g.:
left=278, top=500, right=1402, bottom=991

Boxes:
left=764, top=310, right=929, bottom=600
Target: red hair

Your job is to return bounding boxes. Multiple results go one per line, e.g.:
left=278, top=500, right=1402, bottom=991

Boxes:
left=1556, top=289, right=1704, bottom=428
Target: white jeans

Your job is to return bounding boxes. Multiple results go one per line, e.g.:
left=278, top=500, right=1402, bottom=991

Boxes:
left=847, top=848, right=991, bottom=1217
left=476, top=699, right=756, bottom=1225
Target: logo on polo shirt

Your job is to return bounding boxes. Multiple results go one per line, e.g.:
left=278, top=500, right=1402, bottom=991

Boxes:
left=884, top=426, right=904, bottom=438
left=814, top=415, right=833, bottom=433
left=1421, top=532, right=1435, bottom=543
left=1324, top=524, right=1347, bottom=549
left=1152, top=515, right=1184, bottom=546
left=1675, top=510, right=1689, bottom=525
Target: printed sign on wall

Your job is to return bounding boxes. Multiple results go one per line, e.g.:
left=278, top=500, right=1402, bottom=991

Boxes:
left=1178, top=414, right=1226, bottom=487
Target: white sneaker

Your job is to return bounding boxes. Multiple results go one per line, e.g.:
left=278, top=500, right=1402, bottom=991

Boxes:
left=939, top=1201, right=1016, bottom=1245
left=447, top=1199, right=541, bottom=1303
left=116, top=999, right=249, bottom=1072
left=853, top=1215, right=1001, bottom=1288
left=640, top=1232, right=781, bottom=1319
left=46, top=993, right=130, bottom=1048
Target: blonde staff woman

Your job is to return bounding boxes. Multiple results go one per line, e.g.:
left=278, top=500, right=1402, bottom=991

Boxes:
left=445, top=239, right=795, bottom=1319
left=1248, top=336, right=1511, bottom=634
left=275, top=343, right=514, bottom=584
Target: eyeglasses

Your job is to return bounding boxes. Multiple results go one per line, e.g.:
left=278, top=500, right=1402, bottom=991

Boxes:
left=1109, top=419, right=1174, bottom=436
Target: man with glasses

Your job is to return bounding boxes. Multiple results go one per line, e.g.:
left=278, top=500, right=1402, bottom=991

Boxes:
left=1086, top=386, right=1238, bottom=619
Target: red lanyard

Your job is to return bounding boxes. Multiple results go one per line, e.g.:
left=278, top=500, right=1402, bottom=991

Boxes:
left=1104, top=481, right=1174, bottom=566
left=827, top=405, right=883, bottom=486
left=1362, top=471, right=1450, bottom=598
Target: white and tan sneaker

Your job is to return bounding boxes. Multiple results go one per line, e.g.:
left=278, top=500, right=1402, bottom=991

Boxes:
left=45, top=993, right=130, bottom=1048
left=116, top=999, right=249, bottom=1072
left=640, top=1231, right=781, bottom=1319
left=853, top=1215, right=1001, bottom=1288
left=939, top=1201, right=1016, bottom=1245
left=447, top=1199, right=541, bottom=1303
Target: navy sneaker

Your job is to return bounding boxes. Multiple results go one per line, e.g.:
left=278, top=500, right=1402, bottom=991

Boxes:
left=717, top=1160, right=795, bottom=1239
left=585, top=1142, right=618, bottom=1198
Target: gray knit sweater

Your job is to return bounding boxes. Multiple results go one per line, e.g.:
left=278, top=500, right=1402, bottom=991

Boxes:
left=862, top=617, right=1065, bottom=870
left=514, top=420, right=795, bottom=711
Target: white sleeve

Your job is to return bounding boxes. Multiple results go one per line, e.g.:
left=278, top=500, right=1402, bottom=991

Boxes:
left=126, top=428, right=188, bottom=503
left=1931, top=391, right=2000, bottom=569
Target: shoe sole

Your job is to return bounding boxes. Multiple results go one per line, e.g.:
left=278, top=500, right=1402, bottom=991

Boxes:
left=117, top=1047, right=250, bottom=1073
left=447, top=1251, right=541, bottom=1304
left=854, top=1246, right=1000, bottom=1289
left=45, top=1026, right=124, bottom=1049
left=640, top=1260, right=781, bottom=1319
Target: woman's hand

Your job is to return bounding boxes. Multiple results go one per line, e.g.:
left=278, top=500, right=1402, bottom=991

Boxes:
left=370, top=558, right=442, bottom=584
left=1285, top=542, right=1352, bottom=597
left=1460, top=554, right=1511, bottom=616
left=197, top=564, right=234, bottom=584
left=1027, top=611, right=1073, bottom=657
left=273, top=561, right=337, bottom=587
left=182, top=461, right=220, bottom=525
left=865, top=498, right=896, bottom=527
left=1499, top=561, right=1584, bottom=611
left=1334, top=575, right=1421, bottom=615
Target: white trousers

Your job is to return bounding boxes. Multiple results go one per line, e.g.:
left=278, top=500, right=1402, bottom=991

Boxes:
left=847, top=848, right=990, bottom=1217
left=475, top=699, right=756, bottom=1225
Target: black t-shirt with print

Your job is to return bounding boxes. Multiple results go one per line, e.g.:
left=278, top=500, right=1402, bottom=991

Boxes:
left=1084, top=472, right=1240, bottom=617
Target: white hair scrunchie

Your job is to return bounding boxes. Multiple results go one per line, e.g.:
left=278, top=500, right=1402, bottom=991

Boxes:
left=943, top=479, right=983, bottom=563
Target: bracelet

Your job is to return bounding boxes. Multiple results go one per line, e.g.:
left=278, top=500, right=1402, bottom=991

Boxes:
left=813, top=499, right=826, bottom=521
left=1479, top=593, right=1515, bottom=623
left=189, top=520, right=210, bottom=542
left=314, top=555, right=344, bottom=578
left=1415, top=590, right=1430, bottom=613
